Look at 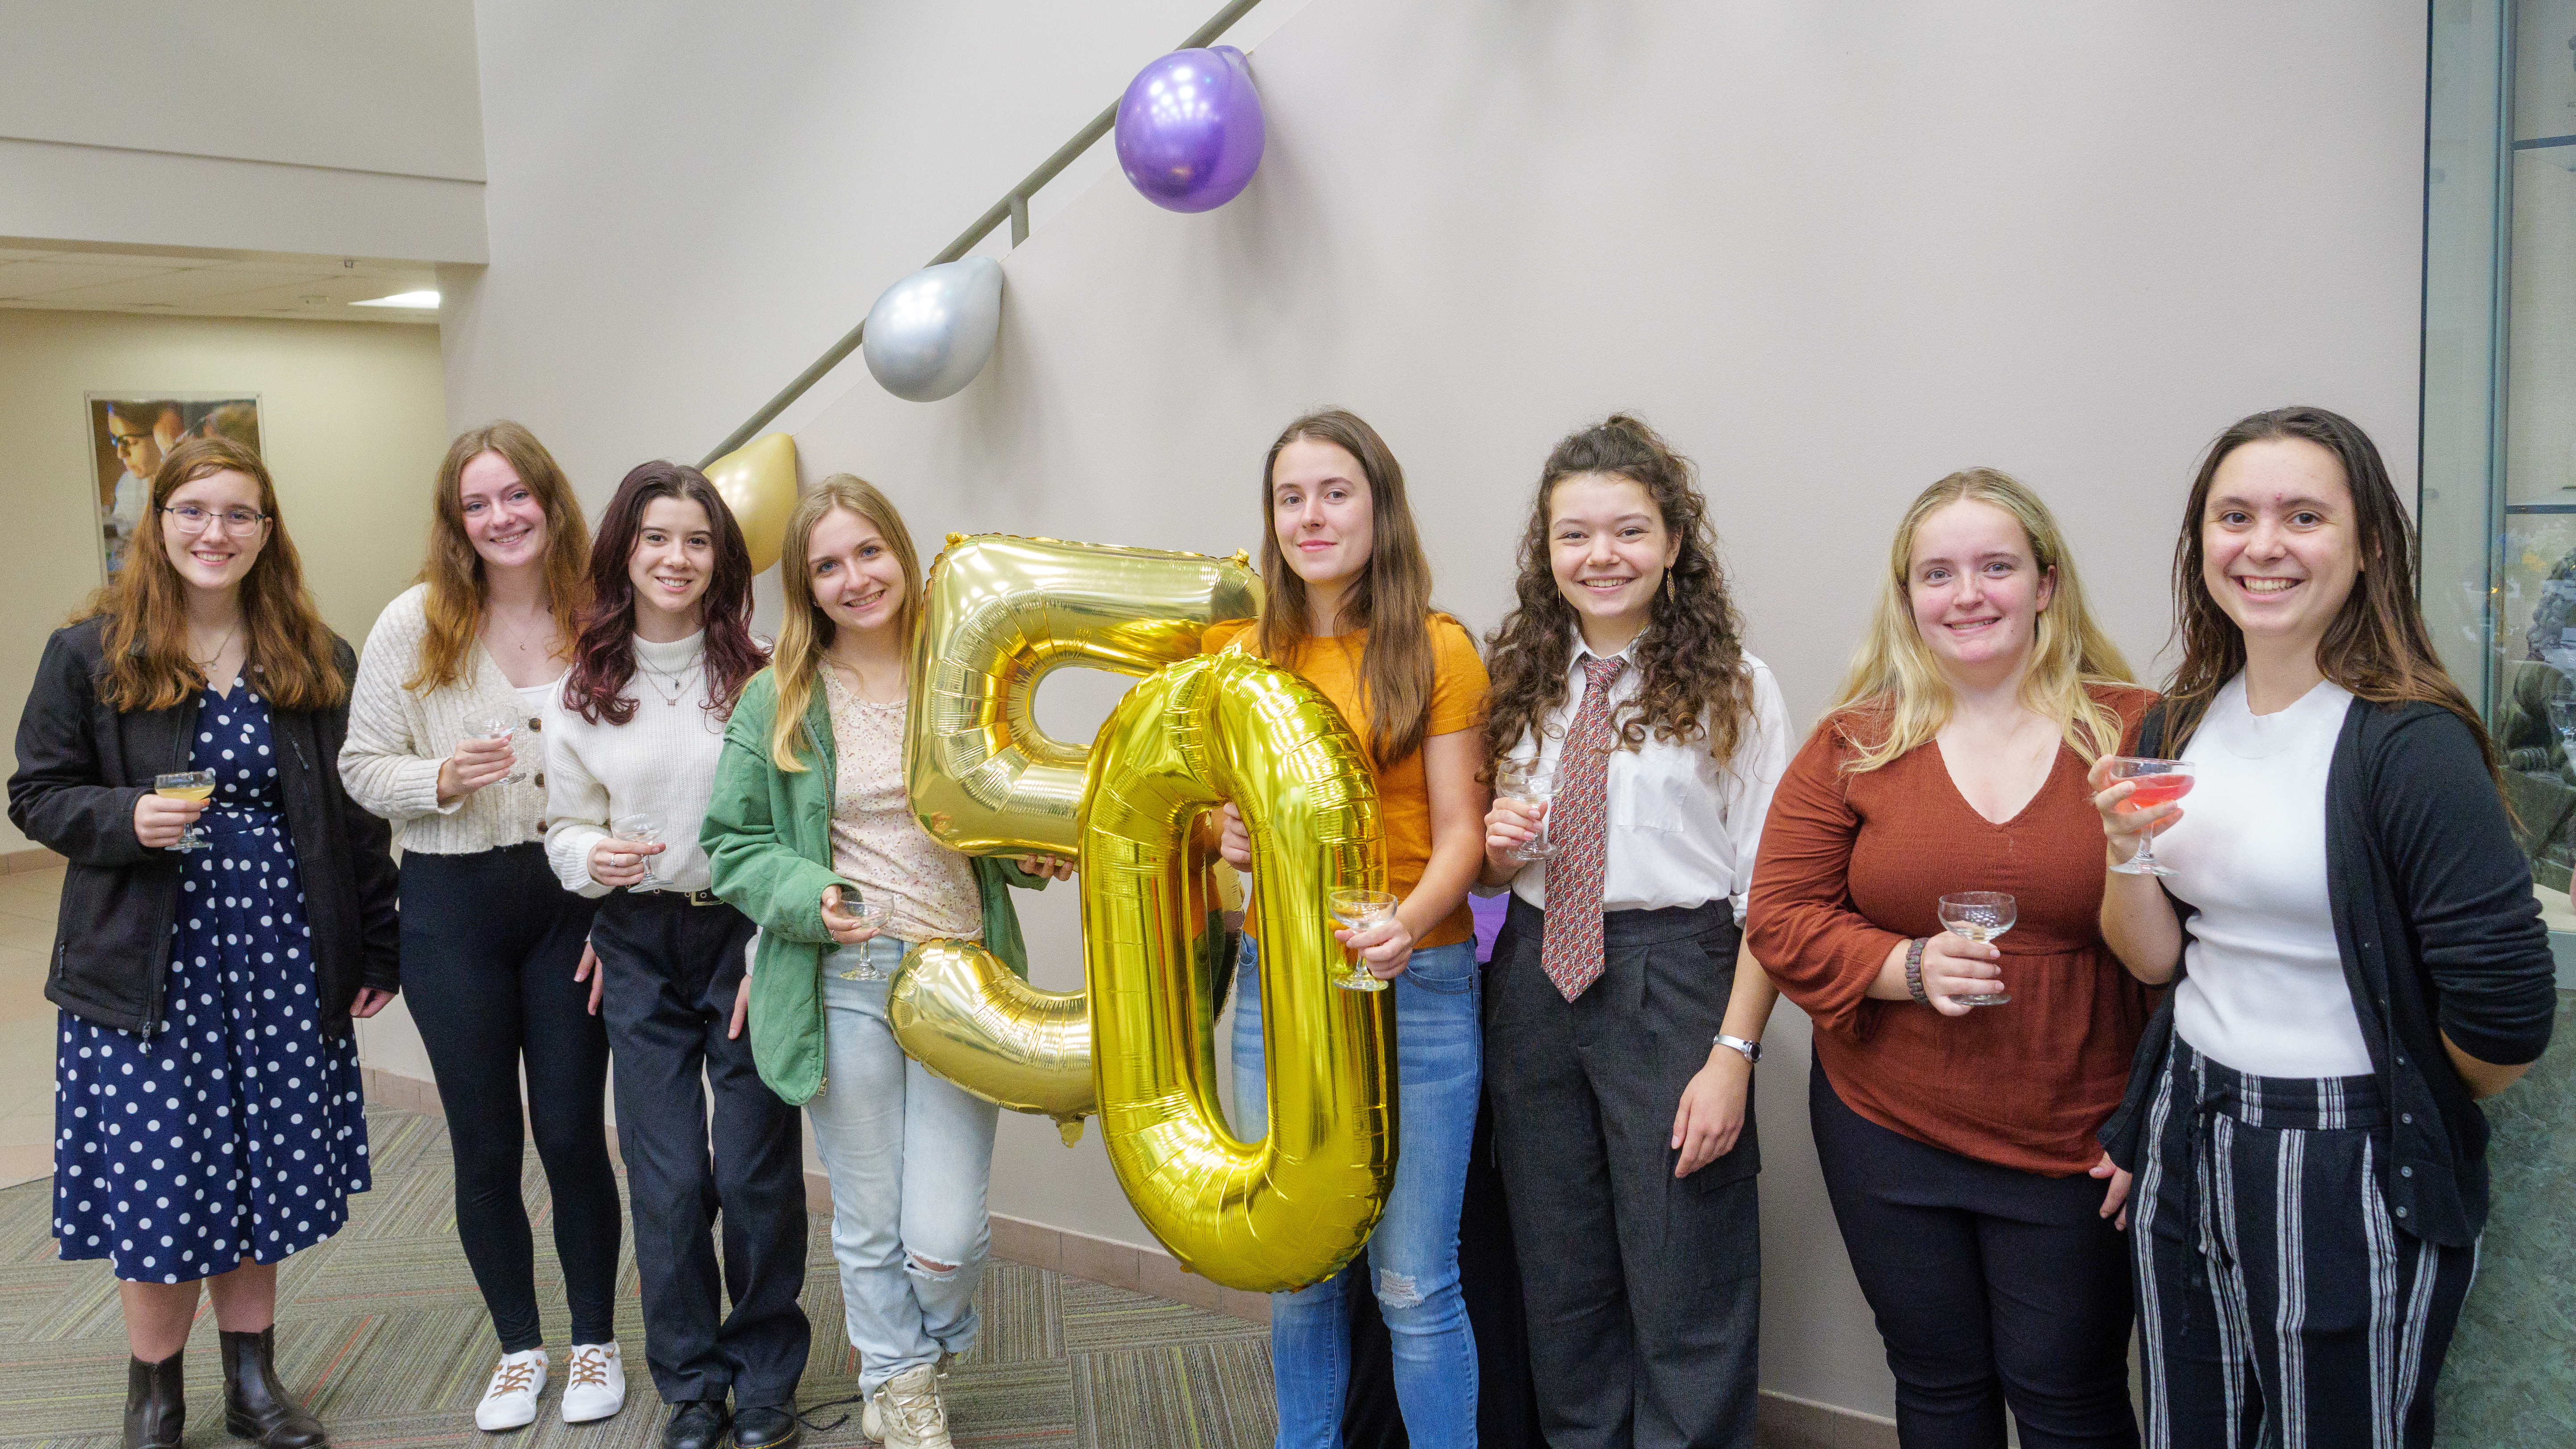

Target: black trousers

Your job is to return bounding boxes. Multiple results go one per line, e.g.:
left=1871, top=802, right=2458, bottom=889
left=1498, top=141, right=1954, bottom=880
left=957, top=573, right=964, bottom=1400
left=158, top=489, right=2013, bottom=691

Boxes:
left=593, top=890, right=810, bottom=1406
left=399, top=844, right=618, bottom=1351
left=1810, top=1066, right=2137, bottom=1449
left=2130, top=1038, right=2477, bottom=1449
left=1485, top=894, right=1762, bottom=1449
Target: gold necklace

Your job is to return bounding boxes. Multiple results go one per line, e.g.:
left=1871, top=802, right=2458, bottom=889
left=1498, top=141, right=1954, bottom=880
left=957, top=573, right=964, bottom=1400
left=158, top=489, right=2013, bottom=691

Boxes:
left=190, top=620, right=241, bottom=674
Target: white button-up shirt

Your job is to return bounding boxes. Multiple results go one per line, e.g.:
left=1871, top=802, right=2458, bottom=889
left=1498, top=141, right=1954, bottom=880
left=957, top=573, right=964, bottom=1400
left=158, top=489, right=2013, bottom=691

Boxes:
left=1499, top=639, right=1794, bottom=919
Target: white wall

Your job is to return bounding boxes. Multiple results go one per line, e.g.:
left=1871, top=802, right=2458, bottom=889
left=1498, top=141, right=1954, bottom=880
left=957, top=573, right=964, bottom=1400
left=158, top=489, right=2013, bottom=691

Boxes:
left=0, top=1, right=485, bottom=261
left=442, top=0, right=2430, bottom=1421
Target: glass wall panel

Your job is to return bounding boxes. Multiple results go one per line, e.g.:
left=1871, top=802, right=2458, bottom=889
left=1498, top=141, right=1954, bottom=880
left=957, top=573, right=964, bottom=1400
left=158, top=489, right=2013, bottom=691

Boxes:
left=2422, top=9, right=2576, bottom=1446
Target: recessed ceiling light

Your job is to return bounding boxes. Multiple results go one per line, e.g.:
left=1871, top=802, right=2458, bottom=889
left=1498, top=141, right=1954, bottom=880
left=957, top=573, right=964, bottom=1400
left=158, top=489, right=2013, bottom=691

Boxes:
left=351, top=289, right=439, bottom=308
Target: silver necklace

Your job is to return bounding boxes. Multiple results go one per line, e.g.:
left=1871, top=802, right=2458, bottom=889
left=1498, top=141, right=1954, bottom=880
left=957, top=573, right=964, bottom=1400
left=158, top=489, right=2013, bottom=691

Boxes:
left=636, top=649, right=694, bottom=708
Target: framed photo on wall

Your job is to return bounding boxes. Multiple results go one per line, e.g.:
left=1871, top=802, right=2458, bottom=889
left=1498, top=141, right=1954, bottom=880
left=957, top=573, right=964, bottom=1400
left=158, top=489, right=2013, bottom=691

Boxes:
left=86, top=394, right=264, bottom=582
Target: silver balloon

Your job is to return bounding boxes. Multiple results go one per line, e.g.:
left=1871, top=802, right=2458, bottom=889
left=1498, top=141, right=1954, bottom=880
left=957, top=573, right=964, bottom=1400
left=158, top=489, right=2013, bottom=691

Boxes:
left=863, top=257, right=1005, bottom=402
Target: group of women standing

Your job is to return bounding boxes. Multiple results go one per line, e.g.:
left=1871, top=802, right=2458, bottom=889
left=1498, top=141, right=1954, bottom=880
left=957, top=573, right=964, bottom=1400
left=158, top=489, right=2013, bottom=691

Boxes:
left=12, top=397, right=2555, bottom=1449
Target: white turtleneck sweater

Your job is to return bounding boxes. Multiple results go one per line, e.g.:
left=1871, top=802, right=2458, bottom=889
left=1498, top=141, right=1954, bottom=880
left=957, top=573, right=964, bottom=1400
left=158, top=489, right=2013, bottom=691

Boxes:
left=543, top=632, right=728, bottom=897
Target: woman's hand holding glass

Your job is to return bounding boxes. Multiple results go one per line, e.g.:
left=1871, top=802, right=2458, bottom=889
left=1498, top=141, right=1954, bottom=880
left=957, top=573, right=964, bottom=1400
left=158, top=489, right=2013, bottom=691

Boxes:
left=132, top=785, right=208, bottom=850
left=1910, top=930, right=2005, bottom=1018
left=586, top=827, right=665, bottom=888
left=438, top=729, right=518, bottom=804
left=820, top=884, right=890, bottom=945
left=2086, top=754, right=2185, bottom=870
left=1482, top=795, right=1548, bottom=875
left=1329, top=891, right=1417, bottom=983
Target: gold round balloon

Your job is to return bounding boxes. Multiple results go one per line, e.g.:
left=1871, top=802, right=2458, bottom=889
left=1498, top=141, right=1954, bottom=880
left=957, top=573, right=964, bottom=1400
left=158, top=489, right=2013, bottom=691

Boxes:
left=704, top=432, right=799, bottom=574
left=1081, top=650, right=1396, bottom=1294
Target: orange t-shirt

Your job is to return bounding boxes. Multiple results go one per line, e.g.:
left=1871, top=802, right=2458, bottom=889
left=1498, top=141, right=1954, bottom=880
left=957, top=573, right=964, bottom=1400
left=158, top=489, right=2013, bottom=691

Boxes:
left=1203, top=615, right=1490, bottom=949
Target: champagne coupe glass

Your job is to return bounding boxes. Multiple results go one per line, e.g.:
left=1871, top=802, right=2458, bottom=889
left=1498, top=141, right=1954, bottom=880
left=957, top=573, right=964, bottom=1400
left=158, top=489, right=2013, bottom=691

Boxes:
left=1935, top=891, right=2016, bottom=1007
left=830, top=892, right=899, bottom=981
left=483, top=713, right=528, bottom=785
left=153, top=770, right=217, bottom=853
left=611, top=812, right=664, bottom=886
left=1326, top=888, right=1399, bottom=993
left=1497, top=762, right=1556, bottom=861
left=2104, top=757, right=2196, bottom=878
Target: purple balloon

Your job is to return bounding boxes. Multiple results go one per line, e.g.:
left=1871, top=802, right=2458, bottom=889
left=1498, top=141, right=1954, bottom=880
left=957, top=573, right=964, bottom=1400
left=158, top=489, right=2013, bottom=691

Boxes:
left=1114, top=45, right=1265, bottom=214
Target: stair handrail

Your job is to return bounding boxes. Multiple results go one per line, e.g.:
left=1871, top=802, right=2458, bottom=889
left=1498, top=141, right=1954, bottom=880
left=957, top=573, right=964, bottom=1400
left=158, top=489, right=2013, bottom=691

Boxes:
left=701, top=0, right=1269, bottom=465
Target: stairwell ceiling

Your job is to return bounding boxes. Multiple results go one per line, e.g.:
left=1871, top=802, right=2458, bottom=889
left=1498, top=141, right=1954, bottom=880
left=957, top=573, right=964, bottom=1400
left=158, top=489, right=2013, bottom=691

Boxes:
left=0, top=240, right=438, bottom=325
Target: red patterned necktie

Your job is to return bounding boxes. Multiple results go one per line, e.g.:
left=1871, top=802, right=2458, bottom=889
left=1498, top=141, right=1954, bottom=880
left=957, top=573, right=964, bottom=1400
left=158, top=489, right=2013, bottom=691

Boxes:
left=1540, top=655, right=1624, bottom=1002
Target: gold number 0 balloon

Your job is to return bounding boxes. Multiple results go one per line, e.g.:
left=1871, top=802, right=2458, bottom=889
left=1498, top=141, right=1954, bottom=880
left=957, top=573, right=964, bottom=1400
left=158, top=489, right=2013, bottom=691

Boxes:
left=895, top=535, right=1398, bottom=1291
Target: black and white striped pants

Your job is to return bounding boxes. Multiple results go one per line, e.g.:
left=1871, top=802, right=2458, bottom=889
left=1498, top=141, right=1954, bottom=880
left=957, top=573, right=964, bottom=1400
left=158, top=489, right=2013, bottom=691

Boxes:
left=2129, top=1038, right=2477, bottom=1449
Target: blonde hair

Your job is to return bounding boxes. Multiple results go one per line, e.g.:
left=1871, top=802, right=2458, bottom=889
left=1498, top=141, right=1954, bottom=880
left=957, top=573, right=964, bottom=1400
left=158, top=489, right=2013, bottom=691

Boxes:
left=766, top=475, right=925, bottom=771
left=1829, top=467, right=2133, bottom=773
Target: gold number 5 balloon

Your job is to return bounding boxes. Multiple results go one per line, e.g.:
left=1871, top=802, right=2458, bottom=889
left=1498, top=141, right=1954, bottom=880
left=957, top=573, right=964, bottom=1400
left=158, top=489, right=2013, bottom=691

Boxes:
left=893, top=535, right=1398, bottom=1292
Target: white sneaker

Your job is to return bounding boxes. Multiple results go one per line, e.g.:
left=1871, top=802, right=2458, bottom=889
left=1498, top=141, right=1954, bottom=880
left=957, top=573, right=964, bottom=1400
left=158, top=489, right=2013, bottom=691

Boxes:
left=560, top=1341, right=627, bottom=1424
left=859, top=1363, right=953, bottom=1448
left=475, top=1348, right=548, bottom=1432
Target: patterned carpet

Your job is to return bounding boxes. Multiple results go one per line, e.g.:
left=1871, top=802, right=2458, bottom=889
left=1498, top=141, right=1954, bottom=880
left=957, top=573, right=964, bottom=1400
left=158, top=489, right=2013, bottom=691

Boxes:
left=0, top=1106, right=1278, bottom=1448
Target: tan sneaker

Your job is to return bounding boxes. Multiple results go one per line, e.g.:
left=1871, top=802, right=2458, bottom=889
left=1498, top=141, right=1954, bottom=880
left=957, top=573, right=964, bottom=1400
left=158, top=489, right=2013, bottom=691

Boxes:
left=858, top=1363, right=952, bottom=1449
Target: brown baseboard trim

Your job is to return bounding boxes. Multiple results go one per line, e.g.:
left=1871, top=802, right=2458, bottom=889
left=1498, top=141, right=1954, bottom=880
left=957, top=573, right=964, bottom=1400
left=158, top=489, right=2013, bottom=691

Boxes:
left=1, top=846, right=64, bottom=875
left=355, top=1064, right=1270, bottom=1326
left=1755, top=1389, right=1898, bottom=1449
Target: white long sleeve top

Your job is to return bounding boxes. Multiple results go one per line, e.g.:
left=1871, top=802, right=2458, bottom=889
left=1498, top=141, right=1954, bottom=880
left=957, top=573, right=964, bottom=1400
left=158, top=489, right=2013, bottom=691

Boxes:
left=542, top=632, right=728, bottom=898
left=338, top=582, right=553, bottom=854
left=1499, top=639, right=1794, bottom=919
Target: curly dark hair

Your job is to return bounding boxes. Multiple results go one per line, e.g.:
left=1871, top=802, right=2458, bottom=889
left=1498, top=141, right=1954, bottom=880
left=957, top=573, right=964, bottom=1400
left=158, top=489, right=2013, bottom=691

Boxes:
left=563, top=460, right=765, bottom=726
left=1482, top=414, right=1754, bottom=773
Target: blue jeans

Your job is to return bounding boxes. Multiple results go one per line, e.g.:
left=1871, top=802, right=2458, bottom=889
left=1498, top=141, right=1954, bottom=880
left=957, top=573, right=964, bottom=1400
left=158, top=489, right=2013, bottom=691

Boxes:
left=806, top=935, right=1002, bottom=1394
left=1230, top=936, right=1482, bottom=1449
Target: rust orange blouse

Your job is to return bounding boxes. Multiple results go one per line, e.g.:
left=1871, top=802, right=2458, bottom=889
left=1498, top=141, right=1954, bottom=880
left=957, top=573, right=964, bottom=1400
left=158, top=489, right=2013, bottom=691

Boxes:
left=1746, top=687, right=2152, bottom=1176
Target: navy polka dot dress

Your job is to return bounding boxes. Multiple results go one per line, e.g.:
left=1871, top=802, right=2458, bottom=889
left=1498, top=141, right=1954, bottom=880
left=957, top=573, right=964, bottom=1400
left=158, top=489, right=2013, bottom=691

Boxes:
left=53, top=686, right=371, bottom=1284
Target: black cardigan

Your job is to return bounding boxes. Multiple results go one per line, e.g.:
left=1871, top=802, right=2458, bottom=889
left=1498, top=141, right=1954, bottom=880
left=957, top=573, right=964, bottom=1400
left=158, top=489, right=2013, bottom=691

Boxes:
left=7, top=616, right=400, bottom=1036
left=2099, top=695, right=2558, bottom=1246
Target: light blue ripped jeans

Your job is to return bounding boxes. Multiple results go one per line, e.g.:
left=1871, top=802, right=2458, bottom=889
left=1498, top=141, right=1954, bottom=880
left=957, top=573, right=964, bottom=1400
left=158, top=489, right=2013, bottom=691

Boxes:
left=1230, top=935, right=1482, bottom=1449
left=807, top=935, right=1001, bottom=1395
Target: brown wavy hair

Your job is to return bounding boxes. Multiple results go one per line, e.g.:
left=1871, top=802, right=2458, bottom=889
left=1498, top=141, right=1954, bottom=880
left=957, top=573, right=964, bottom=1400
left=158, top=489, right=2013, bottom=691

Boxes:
left=766, top=476, right=925, bottom=771
left=1483, top=415, right=1754, bottom=771
left=86, top=437, right=347, bottom=713
left=1252, top=409, right=1439, bottom=766
left=562, top=461, right=764, bottom=726
left=2161, top=406, right=2497, bottom=782
left=407, top=421, right=592, bottom=692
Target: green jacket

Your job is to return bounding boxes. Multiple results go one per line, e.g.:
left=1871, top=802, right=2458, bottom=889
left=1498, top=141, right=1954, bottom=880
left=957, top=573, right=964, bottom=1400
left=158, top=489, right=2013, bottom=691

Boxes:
left=702, top=668, right=1040, bottom=1105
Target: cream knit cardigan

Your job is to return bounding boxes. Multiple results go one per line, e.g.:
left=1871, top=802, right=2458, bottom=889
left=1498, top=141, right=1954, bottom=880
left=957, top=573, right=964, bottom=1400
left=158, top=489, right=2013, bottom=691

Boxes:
left=339, top=582, right=555, bottom=855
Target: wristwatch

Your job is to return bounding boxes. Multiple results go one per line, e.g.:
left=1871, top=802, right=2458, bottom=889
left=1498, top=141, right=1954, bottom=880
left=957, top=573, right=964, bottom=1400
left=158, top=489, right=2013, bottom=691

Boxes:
left=1713, top=1032, right=1762, bottom=1065
left=1904, top=937, right=1931, bottom=1006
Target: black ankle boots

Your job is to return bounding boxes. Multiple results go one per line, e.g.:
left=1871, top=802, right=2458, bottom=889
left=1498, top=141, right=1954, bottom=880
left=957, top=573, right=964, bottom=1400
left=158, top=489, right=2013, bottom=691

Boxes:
left=123, top=1350, right=185, bottom=1449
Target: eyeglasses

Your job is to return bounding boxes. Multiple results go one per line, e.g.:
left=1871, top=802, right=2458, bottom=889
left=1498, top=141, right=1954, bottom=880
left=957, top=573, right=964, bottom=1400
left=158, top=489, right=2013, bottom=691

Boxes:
left=110, top=432, right=155, bottom=454
left=163, top=503, right=271, bottom=534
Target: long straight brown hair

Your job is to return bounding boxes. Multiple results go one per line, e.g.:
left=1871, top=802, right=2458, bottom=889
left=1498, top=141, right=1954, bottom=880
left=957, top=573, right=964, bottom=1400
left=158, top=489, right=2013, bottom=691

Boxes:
left=2162, top=406, right=2498, bottom=782
left=1253, top=409, right=1440, bottom=766
left=765, top=475, right=925, bottom=771
left=408, top=421, right=593, bottom=693
left=87, top=437, right=347, bottom=713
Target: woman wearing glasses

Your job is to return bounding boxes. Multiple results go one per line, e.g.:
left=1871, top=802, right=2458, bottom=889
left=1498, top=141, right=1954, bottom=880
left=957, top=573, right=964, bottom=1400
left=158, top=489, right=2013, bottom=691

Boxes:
left=10, top=437, right=400, bottom=1449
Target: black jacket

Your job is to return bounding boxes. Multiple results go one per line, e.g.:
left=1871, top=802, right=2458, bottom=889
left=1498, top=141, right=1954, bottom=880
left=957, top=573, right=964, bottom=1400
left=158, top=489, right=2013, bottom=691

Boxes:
left=2100, top=696, right=2559, bottom=1246
left=7, top=616, right=400, bottom=1036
